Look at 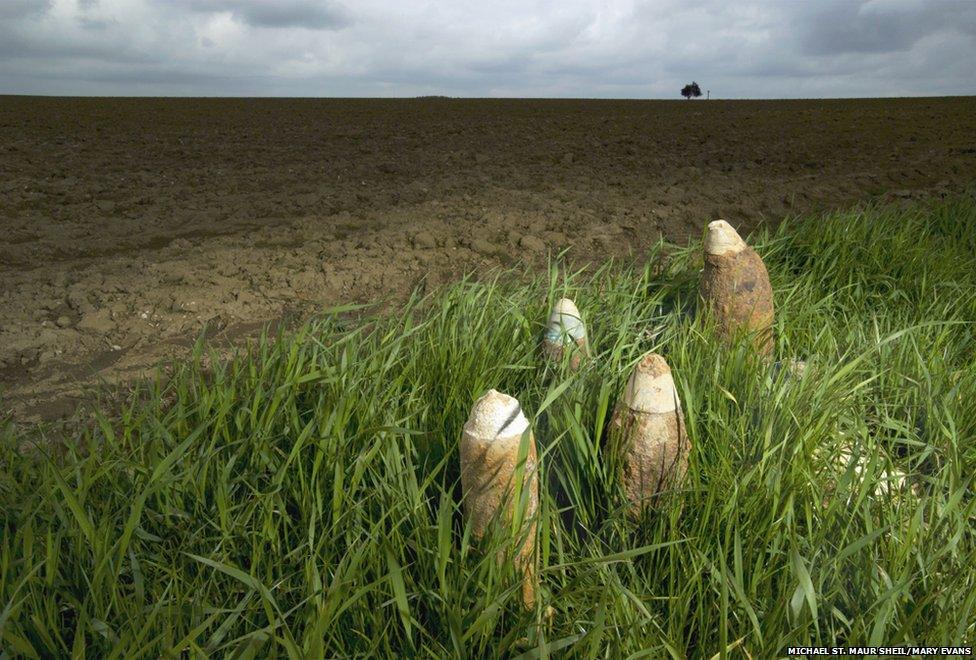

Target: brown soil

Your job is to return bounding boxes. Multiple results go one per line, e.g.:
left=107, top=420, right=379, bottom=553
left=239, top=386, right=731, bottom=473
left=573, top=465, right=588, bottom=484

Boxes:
left=2, top=96, right=974, bottom=422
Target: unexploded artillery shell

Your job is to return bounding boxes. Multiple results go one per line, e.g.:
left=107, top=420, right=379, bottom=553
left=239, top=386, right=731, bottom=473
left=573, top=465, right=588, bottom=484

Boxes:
left=541, top=298, right=588, bottom=369
left=699, top=219, right=774, bottom=357
left=608, top=353, right=690, bottom=514
left=459, top=389, right=539, bottom=608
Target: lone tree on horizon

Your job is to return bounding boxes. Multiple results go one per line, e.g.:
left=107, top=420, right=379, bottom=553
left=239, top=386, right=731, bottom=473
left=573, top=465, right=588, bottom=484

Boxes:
left=681, top=82, right=703, bottom=99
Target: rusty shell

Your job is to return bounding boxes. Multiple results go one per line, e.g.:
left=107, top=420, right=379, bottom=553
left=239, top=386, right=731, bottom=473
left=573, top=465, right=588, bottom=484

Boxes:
left=608, top=353, right=690, bottom=514
left=459, top=389, right=539, bottom=608
left=699, top=220, right=774, bottom=357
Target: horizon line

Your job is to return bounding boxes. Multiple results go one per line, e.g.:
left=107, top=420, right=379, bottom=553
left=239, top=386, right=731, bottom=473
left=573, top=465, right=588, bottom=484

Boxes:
left=2, top=93, right=974, bottom=101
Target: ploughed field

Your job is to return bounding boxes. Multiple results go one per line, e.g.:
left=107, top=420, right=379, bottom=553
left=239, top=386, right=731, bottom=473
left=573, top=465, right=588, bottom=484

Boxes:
left=1, top=96, right=974, bottom=421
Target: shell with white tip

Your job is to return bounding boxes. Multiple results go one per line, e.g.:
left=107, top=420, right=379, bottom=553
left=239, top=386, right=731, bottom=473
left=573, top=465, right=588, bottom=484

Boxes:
left=608, top=353, right=690, bottom=514
left=542, top=298, right=589, bottom=369
left=699, top=220, right=774, bottom=357
left=459, top=389, right=539, bottom=608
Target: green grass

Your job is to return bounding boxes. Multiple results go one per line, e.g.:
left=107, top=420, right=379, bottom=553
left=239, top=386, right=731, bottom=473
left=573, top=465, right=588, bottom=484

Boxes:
left=2, top=197, right=975, bottom=657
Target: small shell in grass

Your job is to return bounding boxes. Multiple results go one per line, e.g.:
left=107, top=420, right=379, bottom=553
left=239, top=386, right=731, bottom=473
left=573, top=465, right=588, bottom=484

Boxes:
left=459, top=389, right=539, bottom=609
left=608, top=353, right=690, bottom=515
left=770, top=358, right=809, bottom=383
left=819, top=440, right=917, bottom=504
left=541, top=298, right=588, bottom=369
left=699, top=220, right=775, bottom=358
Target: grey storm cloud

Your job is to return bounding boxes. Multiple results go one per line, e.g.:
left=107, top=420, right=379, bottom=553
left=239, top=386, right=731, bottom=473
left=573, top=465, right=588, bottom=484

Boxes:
left=0, top=0, right=52, bottom=20
left=168, top=0, right=351, bottom=29
left=0, top=0, right=973, bottom=97
left=798, top=0, right=976, bottom=56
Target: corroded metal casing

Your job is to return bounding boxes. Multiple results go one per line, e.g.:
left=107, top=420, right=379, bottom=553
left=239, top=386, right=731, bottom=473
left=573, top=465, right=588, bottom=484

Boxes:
left=699, top=220, right=775, bottom=357
left=541, top=298, right=588, bottom=370
left=459, top=389, right=539, bottom=608
left=608, top=353, right=690, bottom=514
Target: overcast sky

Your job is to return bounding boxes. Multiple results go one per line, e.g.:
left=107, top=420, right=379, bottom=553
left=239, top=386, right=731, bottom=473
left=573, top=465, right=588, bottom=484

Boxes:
left=1, top=0, right=974, bottom=98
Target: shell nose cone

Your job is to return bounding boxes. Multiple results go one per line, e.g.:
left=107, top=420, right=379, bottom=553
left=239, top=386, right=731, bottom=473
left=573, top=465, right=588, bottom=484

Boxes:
left=465, top=389, right=529, bottom=439
left=622, top=353, right=680, bottom=413
left=705, top=219, right=747, bottom=256
left=552, top=297, right=580, bottom=318
left=546, top=297, right=586, bottom=340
